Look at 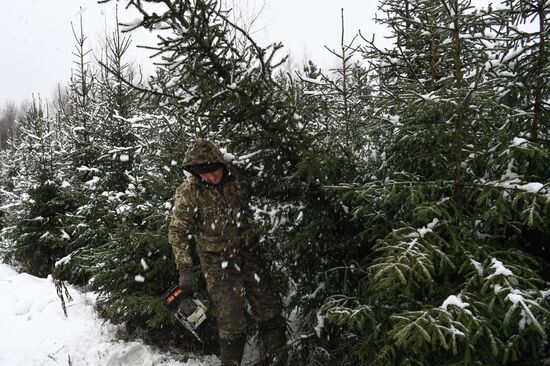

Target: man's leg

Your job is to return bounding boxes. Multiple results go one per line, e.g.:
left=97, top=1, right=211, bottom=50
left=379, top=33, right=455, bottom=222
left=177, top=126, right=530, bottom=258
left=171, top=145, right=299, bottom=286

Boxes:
left=219, top=335, right=246, bottom=366
left=257, top=315, right=287, bottom=366
left=241, top=250, right=287, bottom=365
left=200, top=253, right=247, bottom=365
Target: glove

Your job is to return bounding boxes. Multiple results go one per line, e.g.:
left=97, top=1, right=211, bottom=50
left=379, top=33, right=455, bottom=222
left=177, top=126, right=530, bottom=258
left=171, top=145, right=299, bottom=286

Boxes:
left=179, top=269, right=198, bottom=296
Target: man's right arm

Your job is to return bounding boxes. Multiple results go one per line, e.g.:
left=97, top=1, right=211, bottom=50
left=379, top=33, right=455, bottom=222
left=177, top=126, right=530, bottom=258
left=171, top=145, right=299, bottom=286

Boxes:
left=168, top=180, right=197, bottom=271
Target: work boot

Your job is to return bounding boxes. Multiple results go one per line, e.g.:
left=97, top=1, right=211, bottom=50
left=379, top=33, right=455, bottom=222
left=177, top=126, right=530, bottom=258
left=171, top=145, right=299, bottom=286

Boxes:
left=259, top=316, right=287, bottom=366
left=219, top=335, right=246, bottom=366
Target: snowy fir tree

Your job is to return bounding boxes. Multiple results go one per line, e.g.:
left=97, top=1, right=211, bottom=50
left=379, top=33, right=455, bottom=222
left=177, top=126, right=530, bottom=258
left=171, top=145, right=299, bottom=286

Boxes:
left=5, top=97, right=76, bottom=277
left=0, top=0, right=548, bottom=364
left=0, top=104, right=19, bottom=246
left=317, top=0, right=550, bottom=364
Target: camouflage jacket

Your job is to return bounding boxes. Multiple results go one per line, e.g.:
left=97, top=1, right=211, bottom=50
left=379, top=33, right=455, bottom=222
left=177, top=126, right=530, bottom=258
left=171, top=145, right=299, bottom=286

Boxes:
left=168, top=140, right=251, bottom=270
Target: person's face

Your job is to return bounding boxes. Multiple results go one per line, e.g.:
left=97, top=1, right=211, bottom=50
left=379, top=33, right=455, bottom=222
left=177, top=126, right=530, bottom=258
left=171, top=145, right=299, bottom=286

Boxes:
left=198, top=167, right=224, bottom=185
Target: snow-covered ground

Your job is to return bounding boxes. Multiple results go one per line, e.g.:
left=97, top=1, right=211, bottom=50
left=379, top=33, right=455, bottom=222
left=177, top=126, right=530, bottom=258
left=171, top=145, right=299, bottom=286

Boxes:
left=0, top=263, right=219, bottom=366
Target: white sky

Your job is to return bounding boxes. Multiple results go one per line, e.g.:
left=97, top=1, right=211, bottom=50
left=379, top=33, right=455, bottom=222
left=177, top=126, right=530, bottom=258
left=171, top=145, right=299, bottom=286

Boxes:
left=0, top=1, right=386, bottom=106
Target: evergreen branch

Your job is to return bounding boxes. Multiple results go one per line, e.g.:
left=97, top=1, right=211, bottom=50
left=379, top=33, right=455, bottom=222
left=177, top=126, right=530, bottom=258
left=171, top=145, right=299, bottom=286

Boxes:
left=97, top=60, right=183, bottom=101
left=158, top=0, right=232, bottom=84
left=208, top=3, right=272, bottom=80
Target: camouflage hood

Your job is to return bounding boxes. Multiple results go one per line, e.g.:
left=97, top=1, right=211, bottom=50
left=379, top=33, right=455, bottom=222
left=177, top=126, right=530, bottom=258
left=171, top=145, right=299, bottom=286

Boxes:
left=182, top=139, right=226, bottom=170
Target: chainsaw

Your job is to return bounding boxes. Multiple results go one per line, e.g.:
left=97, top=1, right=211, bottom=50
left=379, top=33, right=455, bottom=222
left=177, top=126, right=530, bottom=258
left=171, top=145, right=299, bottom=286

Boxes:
left=161, top=284, right=208, bottom=342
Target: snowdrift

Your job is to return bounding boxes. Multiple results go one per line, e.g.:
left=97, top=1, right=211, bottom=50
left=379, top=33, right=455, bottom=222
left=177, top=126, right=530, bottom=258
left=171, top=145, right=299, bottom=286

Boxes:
left=0, top=264, right=218, bottom=366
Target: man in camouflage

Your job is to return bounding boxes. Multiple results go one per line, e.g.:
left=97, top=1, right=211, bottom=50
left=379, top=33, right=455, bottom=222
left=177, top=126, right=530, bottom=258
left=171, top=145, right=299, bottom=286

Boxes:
left=168, top=139, right=286, bottom=366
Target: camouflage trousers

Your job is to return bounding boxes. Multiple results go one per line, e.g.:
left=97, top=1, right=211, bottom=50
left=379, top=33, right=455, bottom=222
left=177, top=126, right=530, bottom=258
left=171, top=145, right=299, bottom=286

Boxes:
left=198, top=247, right=282, bottom=341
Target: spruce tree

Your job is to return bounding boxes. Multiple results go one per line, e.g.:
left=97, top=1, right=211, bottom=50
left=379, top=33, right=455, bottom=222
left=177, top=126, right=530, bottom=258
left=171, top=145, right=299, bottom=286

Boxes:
left=280, top=12, right=375, bottom=362
left=317, top=1, right=550, bottom=364
left=8, top=98, right=75, bottom=277
left=99, top=0, right=303, bottom=193
left=53, top=15, right=107, bottom=284
left=61, top=16, right=100, bottom=183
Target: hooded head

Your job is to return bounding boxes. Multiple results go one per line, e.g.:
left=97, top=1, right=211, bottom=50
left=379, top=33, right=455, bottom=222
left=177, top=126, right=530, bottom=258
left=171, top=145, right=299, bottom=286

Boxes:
left=183, top=139, right=225, bottom=167
left=183, top=140, right=227, bottom=183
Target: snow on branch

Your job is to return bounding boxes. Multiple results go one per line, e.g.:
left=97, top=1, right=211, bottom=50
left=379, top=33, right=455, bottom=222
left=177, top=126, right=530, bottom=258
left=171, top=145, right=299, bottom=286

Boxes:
left=367, top=220, right=453, bottom=296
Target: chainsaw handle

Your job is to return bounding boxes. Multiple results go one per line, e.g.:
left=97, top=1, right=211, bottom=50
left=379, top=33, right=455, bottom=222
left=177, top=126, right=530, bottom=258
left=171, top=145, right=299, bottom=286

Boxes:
left=161, top=284, right=188, bottom=311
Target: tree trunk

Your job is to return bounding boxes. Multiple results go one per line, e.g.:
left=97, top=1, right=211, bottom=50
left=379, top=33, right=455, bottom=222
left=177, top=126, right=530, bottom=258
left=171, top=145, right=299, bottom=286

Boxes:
left=531, top=0, right=546, bottom=141
left=451, top=0, right=464, bottom=204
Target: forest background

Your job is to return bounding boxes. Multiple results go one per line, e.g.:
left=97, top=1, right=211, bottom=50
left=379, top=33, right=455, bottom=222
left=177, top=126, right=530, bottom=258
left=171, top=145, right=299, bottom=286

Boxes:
left=0, top=0, right=549, bottom=365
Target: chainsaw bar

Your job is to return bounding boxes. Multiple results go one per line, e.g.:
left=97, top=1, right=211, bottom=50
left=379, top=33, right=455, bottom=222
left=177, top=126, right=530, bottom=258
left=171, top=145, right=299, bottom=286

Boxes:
left=174, top=305, right=204, bottom=342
